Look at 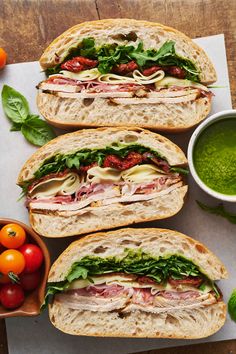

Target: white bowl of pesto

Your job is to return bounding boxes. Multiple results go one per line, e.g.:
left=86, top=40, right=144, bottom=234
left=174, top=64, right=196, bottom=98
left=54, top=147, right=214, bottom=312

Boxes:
left=188, top=110, right=236, bottom=202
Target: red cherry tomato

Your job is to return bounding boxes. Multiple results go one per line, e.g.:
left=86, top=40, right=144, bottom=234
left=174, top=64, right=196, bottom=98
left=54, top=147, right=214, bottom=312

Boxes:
left=0, top=48, right=7, bottom=70
left=19, top=271, right=41, bottom=291
left=19, top=244, right=43, bottom=273
left=0, top=284, right=24, bottom=309
left=0, top=223, right=26, bottom=249
left=0, top=250, right=25, bottom=275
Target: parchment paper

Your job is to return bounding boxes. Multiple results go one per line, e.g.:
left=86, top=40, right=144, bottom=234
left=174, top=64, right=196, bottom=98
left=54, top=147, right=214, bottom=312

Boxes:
left=0, top=34, right=235, bottom=354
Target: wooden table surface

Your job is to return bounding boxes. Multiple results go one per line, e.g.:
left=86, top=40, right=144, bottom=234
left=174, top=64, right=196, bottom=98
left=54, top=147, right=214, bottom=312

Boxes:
left=0, top=0, right=236, bottom=353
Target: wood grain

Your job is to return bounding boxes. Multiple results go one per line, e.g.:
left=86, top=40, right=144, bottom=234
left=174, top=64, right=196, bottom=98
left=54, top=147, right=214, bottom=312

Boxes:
left=0, top=1, right=236, bottom=354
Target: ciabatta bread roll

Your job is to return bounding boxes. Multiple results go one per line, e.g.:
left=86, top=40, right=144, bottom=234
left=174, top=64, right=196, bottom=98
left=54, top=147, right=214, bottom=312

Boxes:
left=17, top=127, right=188, bottom=237
left=46, top=228, right=227, bottom=338
left=37, top=19, right=215, bottom=131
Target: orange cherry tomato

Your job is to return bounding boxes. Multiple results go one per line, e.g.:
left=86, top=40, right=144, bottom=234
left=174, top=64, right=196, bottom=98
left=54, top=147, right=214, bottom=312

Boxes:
left=0, top=274, right=10, bottom=284
left=0, top=48, right=7, bottom=69
left=0, top=250, right=25, bottom=275
left=0, top=224, right=26, bottom=249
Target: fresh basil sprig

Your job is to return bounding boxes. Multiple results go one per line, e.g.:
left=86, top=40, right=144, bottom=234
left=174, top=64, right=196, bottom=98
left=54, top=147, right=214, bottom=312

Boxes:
left=1, top=85, right=56, bottom=146
left=196, top=200, right=236, bottom=224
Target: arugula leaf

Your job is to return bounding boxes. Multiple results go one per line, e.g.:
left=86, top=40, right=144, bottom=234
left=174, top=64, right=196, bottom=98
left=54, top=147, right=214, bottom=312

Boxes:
left=2, top=85, right=29, bottom=123
left=44, top=37, right=199, bottom=82
left=45, top=65, right=61, bottom=76
left=196, top=201, right=236, bottom=224
left=130, top=40, right=175, bottom=67
left=228, top=289, right=236, bottom=322
left=170, top=167, right=189, bottom=175
left=41, top=281, right=69, bottom=310
left=67, top=266, right=89, bottom=283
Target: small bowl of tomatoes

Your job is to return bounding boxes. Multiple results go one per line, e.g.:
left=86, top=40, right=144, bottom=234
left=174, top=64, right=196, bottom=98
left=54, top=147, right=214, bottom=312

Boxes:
left=0, top=218, right=50, bottom=317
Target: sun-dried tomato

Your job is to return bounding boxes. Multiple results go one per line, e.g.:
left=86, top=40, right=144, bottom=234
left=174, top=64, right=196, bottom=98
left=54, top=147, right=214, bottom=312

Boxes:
left=61, top=56, right=98, bottom=72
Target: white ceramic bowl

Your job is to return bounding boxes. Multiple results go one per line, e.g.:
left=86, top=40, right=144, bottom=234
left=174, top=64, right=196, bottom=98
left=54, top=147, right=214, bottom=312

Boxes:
left=188, top=109, right=236, bottom=202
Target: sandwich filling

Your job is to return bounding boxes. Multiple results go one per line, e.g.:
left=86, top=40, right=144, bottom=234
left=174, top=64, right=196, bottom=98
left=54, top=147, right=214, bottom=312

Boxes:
left=44, top=250, right=222, bottom=313
left=38, top=37, right=213, bottom=104
left=21, top=144, right=187, bottom=213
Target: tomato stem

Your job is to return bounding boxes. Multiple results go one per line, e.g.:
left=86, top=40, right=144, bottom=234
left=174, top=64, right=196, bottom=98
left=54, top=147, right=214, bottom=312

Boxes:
left=8, top=272, right=20, bottom=284
left=8, top=231, right=16, bottom=237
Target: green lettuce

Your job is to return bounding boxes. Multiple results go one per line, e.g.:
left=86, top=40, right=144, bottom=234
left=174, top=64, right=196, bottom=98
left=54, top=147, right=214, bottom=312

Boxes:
left=45, top=37, right=199, bottom=82
left=42, top=249, right=208, bottom=309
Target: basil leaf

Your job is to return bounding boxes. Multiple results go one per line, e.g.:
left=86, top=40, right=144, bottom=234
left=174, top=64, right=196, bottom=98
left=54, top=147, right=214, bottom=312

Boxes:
left=10, top=122, right=23, bottom=131
left=21, top=115, right=56, bottom=147
left=196, top=201, right=236, bottom=224
left=1, top=85, right=29, bottom=123
left=228, top=289, right=236, bottom=322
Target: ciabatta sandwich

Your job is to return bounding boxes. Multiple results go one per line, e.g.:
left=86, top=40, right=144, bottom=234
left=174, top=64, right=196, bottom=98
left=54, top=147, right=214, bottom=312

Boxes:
left=37, top=19, right=215, bottom=131
left=17, top=127, right=188, bottom=237
left=46, top=228, right=227, bottom=338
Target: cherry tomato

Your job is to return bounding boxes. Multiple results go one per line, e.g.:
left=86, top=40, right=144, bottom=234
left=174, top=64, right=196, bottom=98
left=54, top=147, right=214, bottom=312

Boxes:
left=0, top=274, right=10, bottom=284
left=0, top=223, right=26, bottom=249
left=0, top=48, right=7, bottom=70
left=19, top=270, right=41, bottom=291
left=0, top=284, right=24, bottom=309
left=0, top=250, right=25, bottom=275
left=19, top=244, right=43, bottom=273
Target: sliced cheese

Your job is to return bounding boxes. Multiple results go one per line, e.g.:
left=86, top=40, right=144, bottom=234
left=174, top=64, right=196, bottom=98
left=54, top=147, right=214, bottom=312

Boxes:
left=87, top=167, right=122, bottom=183
left=67, top=275, right=214, bottom=295
left=58, top=69, right=101, bottom=81
left=121, top=164, right=166, bottom=183
left=29, top=173, right=81, bottom=199
left=87, top=165, right=166, bottom=184
left=155, top=76, right=209, bottom=91
left=132, top=69, right=165, bottom=84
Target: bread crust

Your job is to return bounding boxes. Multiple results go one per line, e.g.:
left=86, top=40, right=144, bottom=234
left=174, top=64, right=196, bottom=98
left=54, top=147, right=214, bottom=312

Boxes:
left=48, top=227, right=227, bottom=338
left=17, top=127, right=187, bottom=184
left=39, top=19, right=216, bottom=84
left=37, top=92, right=212, bottom=132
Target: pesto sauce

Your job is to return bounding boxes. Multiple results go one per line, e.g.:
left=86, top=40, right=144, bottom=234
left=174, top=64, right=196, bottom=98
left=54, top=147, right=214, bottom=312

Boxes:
left=193, top=118, right=236, bottom=195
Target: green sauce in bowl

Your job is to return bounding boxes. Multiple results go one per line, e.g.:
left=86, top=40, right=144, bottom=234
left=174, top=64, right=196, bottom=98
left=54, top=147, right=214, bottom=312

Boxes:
left=193, top=118, right=236, bottom=195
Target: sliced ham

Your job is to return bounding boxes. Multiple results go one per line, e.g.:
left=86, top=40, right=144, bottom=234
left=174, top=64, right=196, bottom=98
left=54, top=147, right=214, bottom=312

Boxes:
left=29, top=181, right=183, bottom=212
left=55, top=283, right=216, bottom=313
left=55, top=293, right=130, bottom=312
